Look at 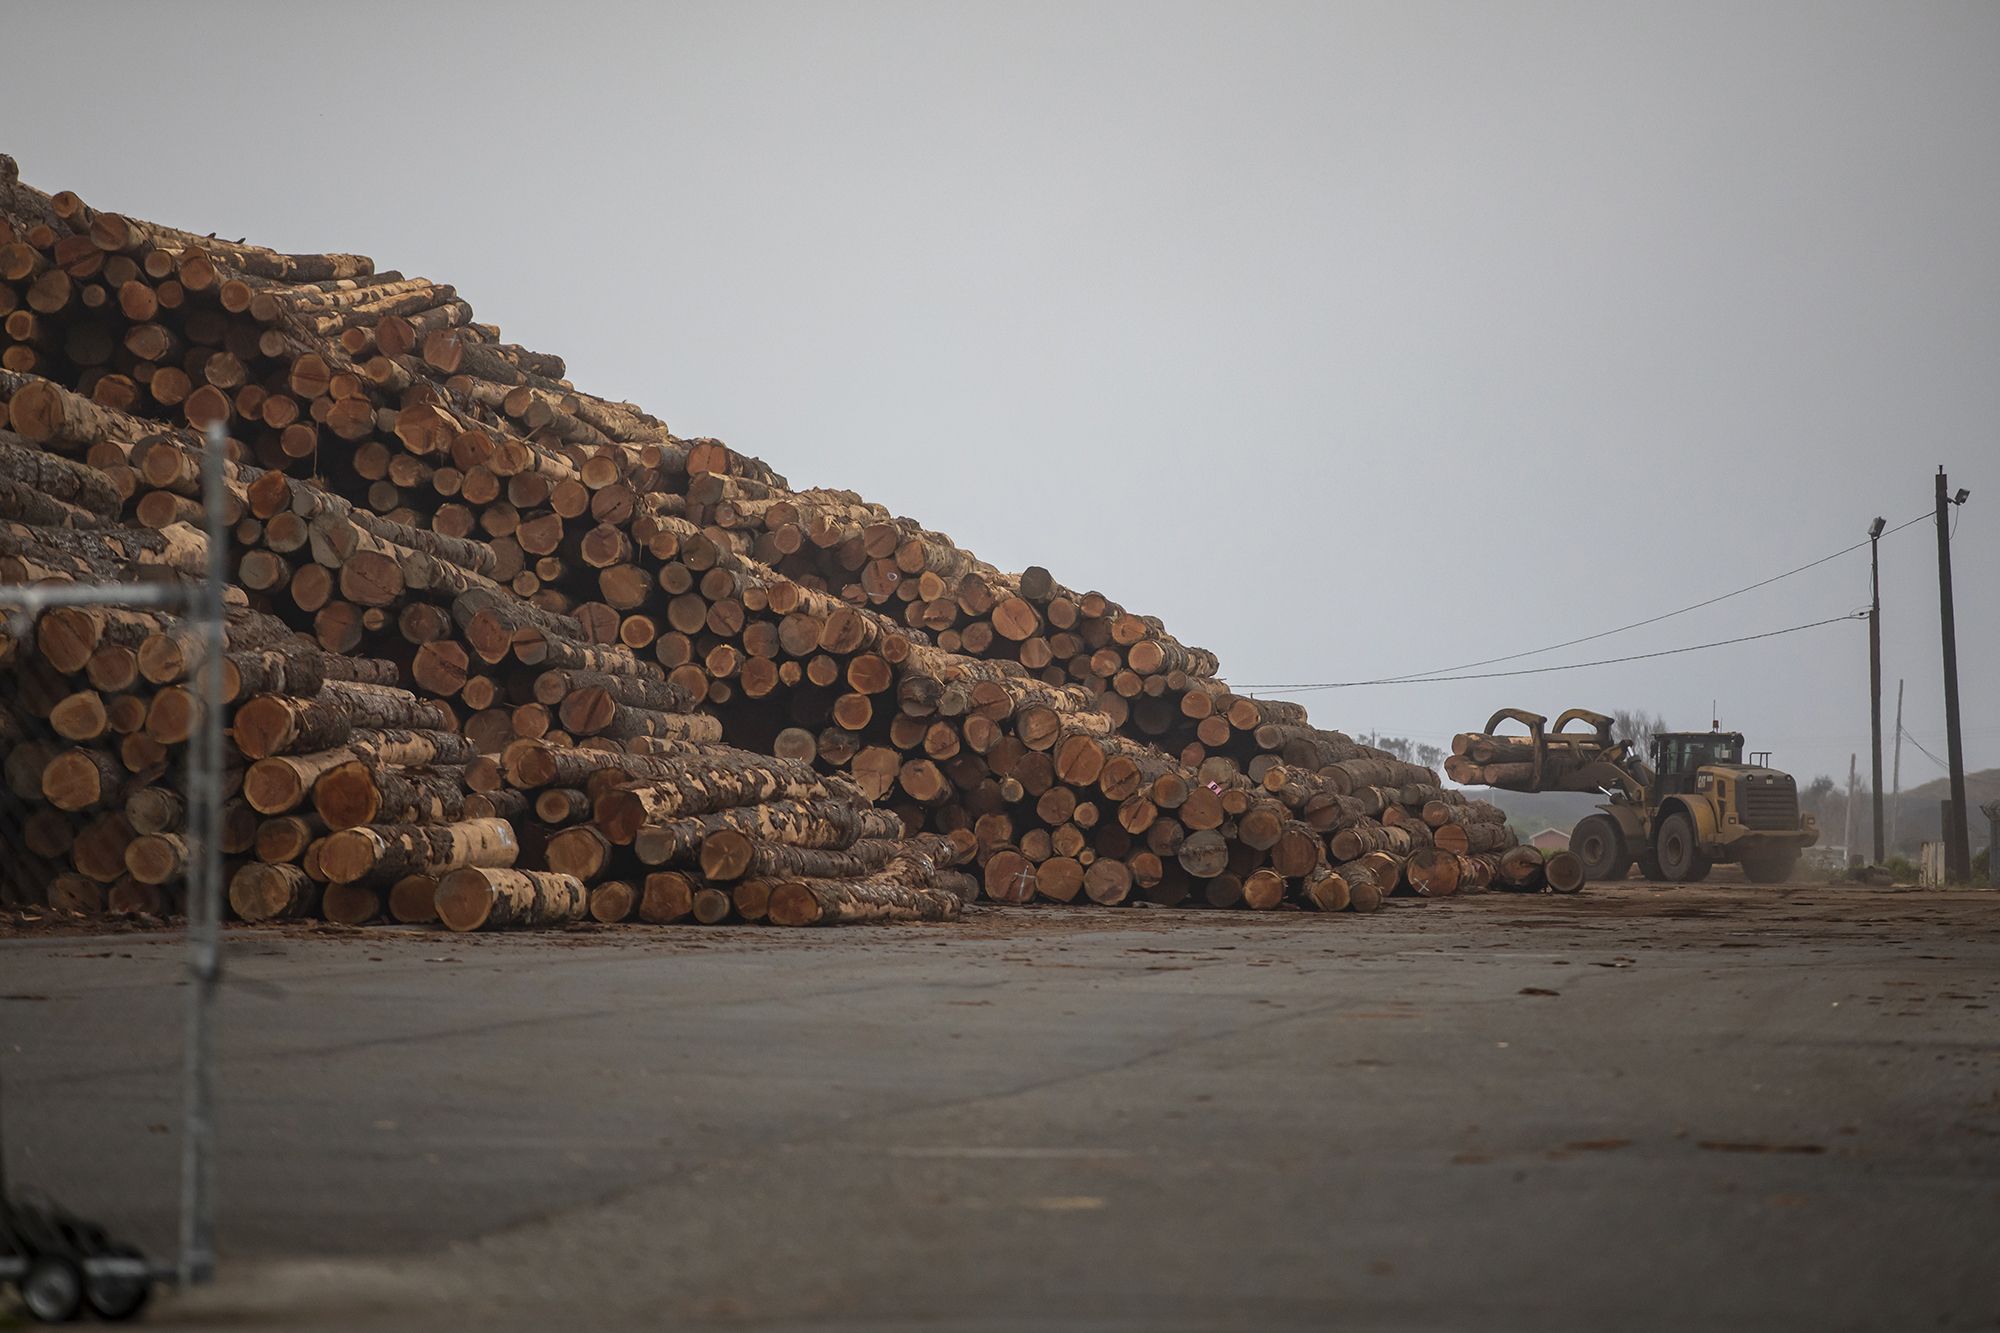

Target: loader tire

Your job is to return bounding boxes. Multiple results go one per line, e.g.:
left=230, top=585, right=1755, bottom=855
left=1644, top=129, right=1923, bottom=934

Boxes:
left=1571, top=815, right=1632, bottom=883
left=1657, top=813, right=1711, bottom=883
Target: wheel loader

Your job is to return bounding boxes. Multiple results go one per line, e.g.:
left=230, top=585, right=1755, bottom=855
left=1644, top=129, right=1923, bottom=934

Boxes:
left=1447, top=708, right=1819, bottom=884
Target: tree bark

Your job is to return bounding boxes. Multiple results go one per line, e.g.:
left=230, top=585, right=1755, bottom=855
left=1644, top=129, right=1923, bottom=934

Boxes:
left=632, top=798, right=902, bottom=867
left=229, top=862, right=320, bottom=922
left=766, top=861, right=962, bottom=926
left=558, top=690, right=701, bottom=741
left=313, top=762, right=468, bottom=830
left=242, top=730, right=476, bottom=813
left=319, top=817, right=519, bottom=885
left=585, top=752, right=839, bottom=838
left=1328, top=821, right=1417, bottom=861
left=700, top=831, right=957, bottom=883
left=1497, top=845, right=1547, bottom=889
left=232, top=682, right=455, bottom=759
left=0, top=434, right=123, bottom=514
left=1342, top=865, right=1385, bottom=914
left=1301, top=864, right=1350, bottom=911
left=532, top=668, right=699, bottom=713
left=1432, top=821, right=1519, bottom=855
left=435, top=866, right=586, bottom=931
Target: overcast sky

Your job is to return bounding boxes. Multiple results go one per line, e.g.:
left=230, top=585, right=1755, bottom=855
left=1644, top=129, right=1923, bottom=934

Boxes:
left=8, top=1, right=1994, bottom=791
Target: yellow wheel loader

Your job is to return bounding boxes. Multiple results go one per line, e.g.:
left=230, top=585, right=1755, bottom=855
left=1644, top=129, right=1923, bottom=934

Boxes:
left=1449, top=708, right=1820, bottom=885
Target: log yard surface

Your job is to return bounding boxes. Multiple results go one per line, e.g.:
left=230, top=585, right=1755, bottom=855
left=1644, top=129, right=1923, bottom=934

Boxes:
left=6, top=875, right=1998, bottom=1330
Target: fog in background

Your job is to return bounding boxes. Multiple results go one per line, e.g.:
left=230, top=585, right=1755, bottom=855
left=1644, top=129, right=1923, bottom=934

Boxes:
left=7, top=1, right=1994, bottom=794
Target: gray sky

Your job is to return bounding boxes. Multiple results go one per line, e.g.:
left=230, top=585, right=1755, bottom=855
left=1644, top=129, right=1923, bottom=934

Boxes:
left=9, top=1, right=1995, bottom=790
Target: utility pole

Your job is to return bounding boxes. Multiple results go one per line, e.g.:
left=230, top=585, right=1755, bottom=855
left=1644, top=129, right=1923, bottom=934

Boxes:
left=1890, top=679, right=1904, bottom=852
left=1985, top=799, right=2000, bottom=892
left=1869, top=516, right=1885, bottom=865
left=1934, top=469, right=1971, bottom=881
left=1844, top=752, right=1857, bottom=868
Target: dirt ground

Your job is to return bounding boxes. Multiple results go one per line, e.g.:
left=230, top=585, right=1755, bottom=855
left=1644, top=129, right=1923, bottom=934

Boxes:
left=4, top=876, right=1997, bottom=1331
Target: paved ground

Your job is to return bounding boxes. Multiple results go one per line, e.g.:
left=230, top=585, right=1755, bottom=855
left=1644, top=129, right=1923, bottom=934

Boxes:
left=3, top=879, right=1998, bottom=1330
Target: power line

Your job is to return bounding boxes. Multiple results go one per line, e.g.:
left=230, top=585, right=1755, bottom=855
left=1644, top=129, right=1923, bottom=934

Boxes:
left=1292, top=511, right=1931, bottom=689
left=1900, top=723, right=1951, bottom=772
left=1247, top=612, right=1864, bottom=692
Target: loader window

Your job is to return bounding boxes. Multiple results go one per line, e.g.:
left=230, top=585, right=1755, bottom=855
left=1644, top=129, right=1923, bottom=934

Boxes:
left=1655, top=736, right=1745, bottom=774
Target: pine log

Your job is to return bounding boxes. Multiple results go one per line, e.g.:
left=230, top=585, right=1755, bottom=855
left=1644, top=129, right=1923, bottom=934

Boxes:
left=223, top=645, right=326, bottom=703
left=229, top=862, right=320, bottom=922
left=1497, top=845, right=1548, bottom=890
left=1301, top=864, right=1351, bottom=912
left=0, top=435, right=122, bottom=515
left=49, top=689, right=110, bottom=741
left=1405, top=847, right=1462, bottom=897
left=1270, top=821, right=1325, bottom=878
left=320, top=882, right=384, bottom=925
left=1242, top=867, right=1286, bottom=911
left=47, top=874, right=104, bottom=913
left=532, top=668, right=698, bottom=713
left=1082, top=856, right=1132, bottom=905
left=558, top=690, right=699, bottom=741
left=1342, top=865, right=1386, bottom=914
left=1432, top=821, right=1518, bottom=855
left=42, top=746, right=125, bottom=810
left=584, top=752, right=839, bottom=837
left=435, top=867, right=586, bottom=931
left=1328, top=821, right=1415, bottom=861
left=313, top=762, right=468, bottom=830
left=242, top=730, right=477, bottom=813
left=32, top=605, right=162, bottom=674
left=4, top=378, right=140, bottom=451
left=700, top=832, right=958, bottom=883
left=766, top=863, right=962, bottom=926
left=1325, top=758, right=1439, bottom=795
left=388, top=874, right=441, bottom=924
left=589, top=880, right=642, bottom=923
left=319, top=818, right=519, bottom=885
left=123, top=832, right=189, bottom=885
left=545, top=824, right=616, bottom=882
left=639, top=870, right=697, bottom=923
left=632, top=799, right=903, bottom=868
left=65, top=811, right=134, bottom=882
left=232, top=681, right=454, bottom=759
left=253, top=814, right=324, bottom=863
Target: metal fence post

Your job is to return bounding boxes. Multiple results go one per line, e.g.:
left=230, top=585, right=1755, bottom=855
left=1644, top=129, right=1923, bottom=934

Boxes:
left=175, top=421, right=229, bottom=1286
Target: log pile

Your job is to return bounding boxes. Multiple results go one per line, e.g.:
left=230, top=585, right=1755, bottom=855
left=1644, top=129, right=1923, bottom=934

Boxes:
left=0, top=154, right=1548, bottom=930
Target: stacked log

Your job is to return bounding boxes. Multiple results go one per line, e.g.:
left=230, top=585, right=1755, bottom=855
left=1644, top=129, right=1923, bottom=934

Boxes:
left=1444, top=729, right=1623, bottom=791
left=0, top=155, right=1545, bottom=928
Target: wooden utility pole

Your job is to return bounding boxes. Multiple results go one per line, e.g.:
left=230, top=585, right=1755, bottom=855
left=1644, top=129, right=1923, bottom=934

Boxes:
left=1890, top=679, right=1904, bottom=852
left=1934, top=469, right=1971, bottom=881
left=1984, top=799, right=2000, bottom=892
left=1869, top=516, right=1885, bottom=865
left=1844, top=752, right=1857, bottom=868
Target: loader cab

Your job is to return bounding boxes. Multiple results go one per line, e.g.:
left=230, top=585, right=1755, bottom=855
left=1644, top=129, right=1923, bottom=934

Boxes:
left=1651, top=732, right=1745, bottom=797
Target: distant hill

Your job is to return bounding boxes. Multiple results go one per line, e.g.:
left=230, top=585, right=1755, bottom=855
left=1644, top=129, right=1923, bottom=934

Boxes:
left=1876, top=768, right=1998, bottom=852
left=1466, top=788, right=1605, bottom=838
